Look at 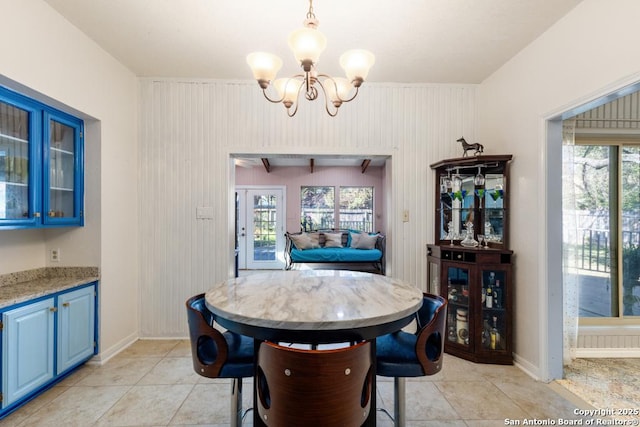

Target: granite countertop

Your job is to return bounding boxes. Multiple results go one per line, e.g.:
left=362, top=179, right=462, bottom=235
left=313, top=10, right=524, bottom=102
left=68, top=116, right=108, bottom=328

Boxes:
left=0, top=267, right=100, bottom=309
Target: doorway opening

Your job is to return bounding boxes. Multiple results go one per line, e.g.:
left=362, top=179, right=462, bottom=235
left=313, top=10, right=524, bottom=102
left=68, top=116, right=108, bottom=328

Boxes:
left=236, top=186, right=286, bottom=270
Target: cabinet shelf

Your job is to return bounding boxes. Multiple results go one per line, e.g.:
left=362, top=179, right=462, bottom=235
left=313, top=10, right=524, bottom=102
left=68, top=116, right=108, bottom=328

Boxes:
left=0, top=133, right=28, bottom=145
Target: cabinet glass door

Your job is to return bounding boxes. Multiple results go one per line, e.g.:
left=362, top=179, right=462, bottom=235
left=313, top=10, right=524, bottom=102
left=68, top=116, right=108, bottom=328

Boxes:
left=44, top=112, right=83, bottom=225
left=428, top=259, right=440, bottom=295
left=0, top=99, right=36, bottom=224
left=480, top=269, right=507, bottom=352
left=445, top=266, right=470, bottom=349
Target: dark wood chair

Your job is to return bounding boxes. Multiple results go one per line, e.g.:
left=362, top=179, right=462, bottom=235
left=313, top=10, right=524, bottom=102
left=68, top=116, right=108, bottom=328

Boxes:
left=186, top=293, right=254, bottom=427
left=256, top=340, right=373, bottom=427
left=375, top=293, right=447, bottom=426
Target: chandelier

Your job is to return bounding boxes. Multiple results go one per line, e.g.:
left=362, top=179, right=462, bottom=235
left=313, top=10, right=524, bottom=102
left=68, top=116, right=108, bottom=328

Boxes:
left=246, top=0, right=375, bottom=117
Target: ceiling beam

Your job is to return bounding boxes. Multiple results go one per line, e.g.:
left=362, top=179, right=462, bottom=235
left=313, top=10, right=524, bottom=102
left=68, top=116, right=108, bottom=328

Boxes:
left=310, top=158, right=314, bottom=174
left=361, top=159, right=371, bottom=174
left=261, top=158, right=271, bottom=173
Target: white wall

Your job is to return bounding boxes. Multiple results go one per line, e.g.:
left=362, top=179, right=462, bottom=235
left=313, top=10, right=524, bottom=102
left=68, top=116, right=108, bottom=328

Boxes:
left=138, top=79, right=477, bottom=337
left=236, top=165, right=385, bottom=234
left=0, top=0, right=139, bottom=360
left=478, top=0, right=640, bottom=380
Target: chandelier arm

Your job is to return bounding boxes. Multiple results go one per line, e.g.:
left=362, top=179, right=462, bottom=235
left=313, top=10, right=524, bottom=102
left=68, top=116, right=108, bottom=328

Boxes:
left=260, top=75, right=306, bottom=104
left=261, top=89, right=285, bottom=104
left=314, top=79, right=340, bottom=116
left=317, top=74, right=360, bottom=103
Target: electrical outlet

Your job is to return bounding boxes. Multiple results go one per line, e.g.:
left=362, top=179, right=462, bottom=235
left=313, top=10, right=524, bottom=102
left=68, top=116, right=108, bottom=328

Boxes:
left=51, top=248, right=60, bottom=262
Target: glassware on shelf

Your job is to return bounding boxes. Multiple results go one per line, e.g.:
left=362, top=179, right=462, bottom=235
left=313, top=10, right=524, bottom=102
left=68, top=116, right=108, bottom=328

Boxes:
left=460, top=221, right=478, bottom=247
left=453, top=189, right=467, bottom=202
left=474, top=188, right=485, bottom=208
left=447, top=221, right=455, bottom=246
left=490, top=184, right=504, bottom=201
left=473, top=166, right=485, bottom=186
left=477, top=234, right=485, bottom=248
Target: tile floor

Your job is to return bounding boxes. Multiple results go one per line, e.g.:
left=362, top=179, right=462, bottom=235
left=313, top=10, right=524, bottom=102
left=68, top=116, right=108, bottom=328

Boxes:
left=0, top=339, right=594, bottom=427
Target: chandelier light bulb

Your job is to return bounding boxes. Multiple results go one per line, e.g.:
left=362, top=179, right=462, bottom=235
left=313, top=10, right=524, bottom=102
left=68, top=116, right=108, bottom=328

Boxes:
left=274, top=78, right=300, bottom=108
left=324, top=77, right=352, bottom=106
left=246, top=52, right=283, bottom=87
left=339, top=49, right=375, bottom=85
left=288, top=27, right=327, bottom=68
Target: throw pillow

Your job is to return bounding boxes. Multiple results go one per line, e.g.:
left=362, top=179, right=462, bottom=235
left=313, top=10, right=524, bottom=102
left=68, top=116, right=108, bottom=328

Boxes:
left=323, top=232, right=343, bottom=248
left=353, top=233, right=379, bottom=250
left=289, top=232, right=321, bottom=250
left=349, top=232, right=362, bottom=248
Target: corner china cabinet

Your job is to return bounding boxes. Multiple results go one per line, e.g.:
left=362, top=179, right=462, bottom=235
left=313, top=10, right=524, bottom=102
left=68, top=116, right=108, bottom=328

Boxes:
left=427, top=155, right=513, bottom=364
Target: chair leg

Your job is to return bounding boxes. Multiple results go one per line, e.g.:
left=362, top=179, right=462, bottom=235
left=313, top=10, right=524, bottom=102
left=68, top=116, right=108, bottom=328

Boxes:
left=394, top=377, right=406, bottom=427
left=230, top=378, right=243, bottom=427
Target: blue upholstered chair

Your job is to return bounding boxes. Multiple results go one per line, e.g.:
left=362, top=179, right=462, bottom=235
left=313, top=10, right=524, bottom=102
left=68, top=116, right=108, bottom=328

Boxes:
left=376, top=293, right=447, bottom=427
left=186, top=293, right=254, bottom=427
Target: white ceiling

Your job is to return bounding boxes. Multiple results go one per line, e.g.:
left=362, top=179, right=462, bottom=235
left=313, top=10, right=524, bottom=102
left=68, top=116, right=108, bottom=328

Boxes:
left=44, top=0, right=583, bottom=168
left=44, top=0, right=582, bottom=84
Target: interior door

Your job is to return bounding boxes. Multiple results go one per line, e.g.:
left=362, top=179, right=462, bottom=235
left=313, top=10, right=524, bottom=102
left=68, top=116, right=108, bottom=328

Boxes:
left=237, top=187, right=285, bottom=270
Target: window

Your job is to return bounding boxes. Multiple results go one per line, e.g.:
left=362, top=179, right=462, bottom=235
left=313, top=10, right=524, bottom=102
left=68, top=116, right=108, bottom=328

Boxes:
left=300, top=186, right=374, bottom=232
left=300, top=186, right=335, bottom=231
left=564, top=143, right=640, bottom=318
left=339, top=186, right=373, bottom=232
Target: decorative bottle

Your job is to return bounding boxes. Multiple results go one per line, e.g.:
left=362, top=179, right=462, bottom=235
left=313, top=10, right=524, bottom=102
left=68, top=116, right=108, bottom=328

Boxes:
left=481, top=318, right=491, bottom=349
left=490, top=316, right=500, bottom=350
left=485, top=285, right=493, bottom=308
left=494, top=280, right=502, bottom=308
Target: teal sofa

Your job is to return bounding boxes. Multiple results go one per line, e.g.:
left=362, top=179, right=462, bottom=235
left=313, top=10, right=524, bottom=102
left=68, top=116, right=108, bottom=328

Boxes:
left=284, top=230, right=386, bottom=274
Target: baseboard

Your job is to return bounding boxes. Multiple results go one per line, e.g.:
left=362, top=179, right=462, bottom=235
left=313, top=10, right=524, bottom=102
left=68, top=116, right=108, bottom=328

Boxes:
left=513, top=352, right=542, bottom=381
left=576, top=347, right=640, bottom=358
left=88, top=332, right=139, bottom=365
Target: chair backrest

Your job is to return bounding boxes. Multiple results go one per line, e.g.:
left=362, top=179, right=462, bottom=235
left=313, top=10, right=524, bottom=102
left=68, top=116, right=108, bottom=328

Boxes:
left=256, top=340, right=373, bottom=427
left=186, top=293, right=229, bottom=378
left=415, top=293, right=447, bottom=375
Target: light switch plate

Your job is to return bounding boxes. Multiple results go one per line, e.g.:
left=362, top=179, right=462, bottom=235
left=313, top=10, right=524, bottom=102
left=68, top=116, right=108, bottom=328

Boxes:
left=196, top=207, right=214, bottom=219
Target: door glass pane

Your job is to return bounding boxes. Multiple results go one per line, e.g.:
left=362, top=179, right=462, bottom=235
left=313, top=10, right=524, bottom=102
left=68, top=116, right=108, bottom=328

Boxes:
left=481, top=269, right=506, bottom=351
left=569, top=146, right=615, bottom=317
left=0, top=101, right=29, bottom=219
left=49, top=120, right=75, bottom=218
left=621, top=145, right=640, bottom=316
left=446, top=266, right=470, bottom=348
left=484, top=174, right=505, bottom=243
left=253, top=195, right=277, bottom=261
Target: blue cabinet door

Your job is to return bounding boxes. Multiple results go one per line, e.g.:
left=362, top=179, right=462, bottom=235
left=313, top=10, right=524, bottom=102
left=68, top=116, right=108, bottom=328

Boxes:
left=0, top=89, right=41, bottom=228
left=2, top=298, right=55, bottom=407
left=57, top=285, right=95, bottom=374
left=43, top=110, right=84, bottom=226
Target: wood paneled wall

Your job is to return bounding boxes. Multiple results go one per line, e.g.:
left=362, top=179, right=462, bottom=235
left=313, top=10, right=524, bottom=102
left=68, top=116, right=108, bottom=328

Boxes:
left=138, top=79, right=477, bottom=336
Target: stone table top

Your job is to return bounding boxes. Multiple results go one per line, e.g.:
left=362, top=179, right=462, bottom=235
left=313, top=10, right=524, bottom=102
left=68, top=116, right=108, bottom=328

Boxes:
left=205, top=270, right=423, bottom=341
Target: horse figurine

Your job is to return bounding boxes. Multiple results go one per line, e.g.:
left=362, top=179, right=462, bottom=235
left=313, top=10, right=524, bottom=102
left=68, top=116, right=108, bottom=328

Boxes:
left=457, top=137, right=484, bottom=157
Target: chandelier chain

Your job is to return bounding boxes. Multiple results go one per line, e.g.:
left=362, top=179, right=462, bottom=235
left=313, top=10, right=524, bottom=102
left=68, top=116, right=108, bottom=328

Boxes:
left=307, top=0, right=316, bottom=20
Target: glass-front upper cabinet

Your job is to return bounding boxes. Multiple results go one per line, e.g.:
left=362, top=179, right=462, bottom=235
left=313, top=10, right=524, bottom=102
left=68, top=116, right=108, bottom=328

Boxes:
left=44, top=112, right=83, bottom=225
left=431, top=155, right=512, bottom=249
left=0, top=86, right=83, bottom=229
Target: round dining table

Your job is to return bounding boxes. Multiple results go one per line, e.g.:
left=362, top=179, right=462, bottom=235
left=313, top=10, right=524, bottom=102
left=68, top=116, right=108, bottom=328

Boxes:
left=205, top=269, right=423, bottom=426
